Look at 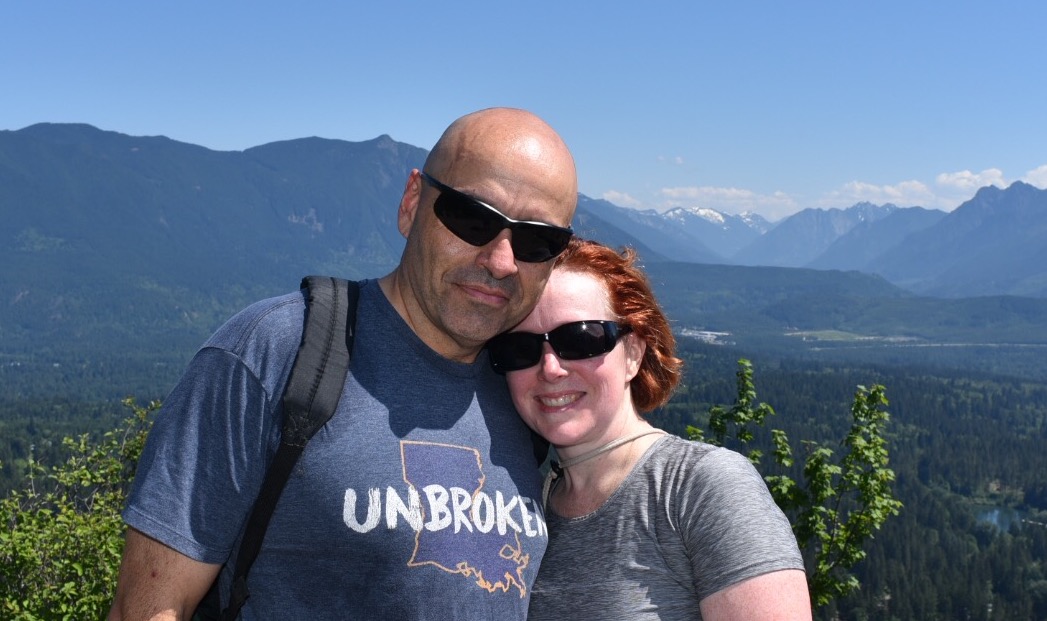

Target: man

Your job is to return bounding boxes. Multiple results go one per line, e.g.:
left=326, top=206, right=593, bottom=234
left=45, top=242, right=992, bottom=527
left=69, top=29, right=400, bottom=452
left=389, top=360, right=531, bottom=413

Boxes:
left=108, top=108, right=578, bottom=620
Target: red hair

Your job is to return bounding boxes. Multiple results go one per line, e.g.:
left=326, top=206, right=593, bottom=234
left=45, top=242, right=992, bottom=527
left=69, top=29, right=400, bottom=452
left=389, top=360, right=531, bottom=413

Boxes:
left=553, top=238, right=683, bottom=412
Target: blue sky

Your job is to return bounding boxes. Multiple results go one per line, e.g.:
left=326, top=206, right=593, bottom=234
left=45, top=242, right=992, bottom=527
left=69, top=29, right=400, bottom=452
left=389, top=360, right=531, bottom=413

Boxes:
left=3, top=1, right=1045, bottom=220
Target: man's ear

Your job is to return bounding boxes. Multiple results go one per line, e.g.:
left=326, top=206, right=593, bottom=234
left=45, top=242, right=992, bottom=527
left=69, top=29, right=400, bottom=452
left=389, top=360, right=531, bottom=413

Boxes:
left=398, top=170, right=424, bottom=238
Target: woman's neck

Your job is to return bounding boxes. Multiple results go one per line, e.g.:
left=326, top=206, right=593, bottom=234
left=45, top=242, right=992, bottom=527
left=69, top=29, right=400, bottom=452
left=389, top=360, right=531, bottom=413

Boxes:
left=549, top=422, right=665, bottom=518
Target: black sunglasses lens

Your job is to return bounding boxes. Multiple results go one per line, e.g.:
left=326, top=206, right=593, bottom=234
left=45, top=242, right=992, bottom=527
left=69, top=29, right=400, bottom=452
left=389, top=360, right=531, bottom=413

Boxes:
left=434, top=192, right=503, bottom=247
left=549, top=322, right=616, bottom=359
left=488, top=332, right=544, bottom=374
left=511, top=227, right=573, bottom=263
left=487, top=321, right=625, bottom=374
left=431, top=182, right=570, bottom=263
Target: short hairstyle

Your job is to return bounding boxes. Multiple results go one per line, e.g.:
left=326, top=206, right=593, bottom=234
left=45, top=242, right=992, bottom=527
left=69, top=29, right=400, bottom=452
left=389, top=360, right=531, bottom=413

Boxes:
left=553, top=238, right=683, bottom=412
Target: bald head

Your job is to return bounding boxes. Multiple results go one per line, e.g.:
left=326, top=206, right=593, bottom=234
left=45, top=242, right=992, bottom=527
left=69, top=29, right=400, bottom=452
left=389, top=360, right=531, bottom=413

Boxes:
left=424, top=108, right=578, bottom=217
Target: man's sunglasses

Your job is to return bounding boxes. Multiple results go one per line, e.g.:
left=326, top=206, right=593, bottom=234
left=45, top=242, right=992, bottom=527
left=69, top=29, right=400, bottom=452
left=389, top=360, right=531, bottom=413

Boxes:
left=421, top=172, right=573, bottom=263
left=487, top=320, right=632, bottom=374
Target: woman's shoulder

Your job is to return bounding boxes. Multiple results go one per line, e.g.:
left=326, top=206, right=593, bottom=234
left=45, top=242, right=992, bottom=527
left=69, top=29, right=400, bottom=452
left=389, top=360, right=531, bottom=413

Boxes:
left=644, top=434, right=762, bottom=486
left=649, top=433, right=743, bottom=462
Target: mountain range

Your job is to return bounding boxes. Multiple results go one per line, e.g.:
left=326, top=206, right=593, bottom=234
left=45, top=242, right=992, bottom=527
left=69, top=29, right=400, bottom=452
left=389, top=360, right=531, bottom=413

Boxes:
left=3, top=123, right=1047, bottom=396
left=6, top=123, right=1046, bottom=296
left=575, top=184, right=1047, bottom=298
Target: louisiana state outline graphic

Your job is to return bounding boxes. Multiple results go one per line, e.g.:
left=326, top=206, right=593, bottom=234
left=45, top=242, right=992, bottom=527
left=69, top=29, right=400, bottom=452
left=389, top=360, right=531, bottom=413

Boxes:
left=399, top=440, right=544, bottom=597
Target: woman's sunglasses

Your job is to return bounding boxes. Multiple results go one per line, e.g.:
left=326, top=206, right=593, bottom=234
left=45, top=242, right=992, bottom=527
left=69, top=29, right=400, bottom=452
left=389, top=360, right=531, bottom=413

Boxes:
left=421, top=172, right=573, bottom=263
left=487, top=320, right=632, bottom=374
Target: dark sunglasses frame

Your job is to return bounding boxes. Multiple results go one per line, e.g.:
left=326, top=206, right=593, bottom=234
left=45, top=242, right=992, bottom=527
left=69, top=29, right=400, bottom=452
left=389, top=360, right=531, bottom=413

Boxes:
left=487, top=320, right=632, bottom=375
left=421, top=172, right=573, bottom=263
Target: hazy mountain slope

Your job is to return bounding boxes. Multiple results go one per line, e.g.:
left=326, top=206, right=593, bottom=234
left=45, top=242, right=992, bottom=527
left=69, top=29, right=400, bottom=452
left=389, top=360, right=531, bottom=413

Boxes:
left=662, top=207, right=770, bottom=258
left=571, top=201, right=670, bottom=262
left=806, top=207, right=946, bottom=271
left=242, top=135, right=416, bottom=268
left=867, top=182, right=1047, bottom=297
left=734, top=202, right=896, bottom=267
left=4, top=122, right=1047, bottom=392
left=576, top=196, right=725, bottom=263
left=1, top=124, right=426, bottom=354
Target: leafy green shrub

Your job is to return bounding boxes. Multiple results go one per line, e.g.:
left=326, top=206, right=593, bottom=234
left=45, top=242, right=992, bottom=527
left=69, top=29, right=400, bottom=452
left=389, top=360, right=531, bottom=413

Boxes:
left=0, top=398, right=156, bottom=620
left=688, top=359, right=902, bottom=607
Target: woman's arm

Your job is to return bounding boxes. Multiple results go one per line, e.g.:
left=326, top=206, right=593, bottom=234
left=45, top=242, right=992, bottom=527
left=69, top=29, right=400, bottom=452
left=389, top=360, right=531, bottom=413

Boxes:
left=700, top=568, right=812, bottom=621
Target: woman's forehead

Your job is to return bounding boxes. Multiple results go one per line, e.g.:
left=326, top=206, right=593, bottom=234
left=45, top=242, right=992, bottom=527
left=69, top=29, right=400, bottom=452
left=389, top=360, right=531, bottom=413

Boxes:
left=523, top=270, right=613, bottom=329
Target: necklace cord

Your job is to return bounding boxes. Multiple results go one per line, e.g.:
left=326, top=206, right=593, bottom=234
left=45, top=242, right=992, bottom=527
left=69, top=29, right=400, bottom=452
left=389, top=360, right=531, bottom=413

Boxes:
left=541, top=429, right=666, bottom=508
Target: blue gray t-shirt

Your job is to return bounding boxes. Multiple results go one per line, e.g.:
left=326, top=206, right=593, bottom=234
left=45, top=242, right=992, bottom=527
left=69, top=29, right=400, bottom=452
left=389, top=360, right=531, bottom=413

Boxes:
left=124, top=279, right=548, bottom=619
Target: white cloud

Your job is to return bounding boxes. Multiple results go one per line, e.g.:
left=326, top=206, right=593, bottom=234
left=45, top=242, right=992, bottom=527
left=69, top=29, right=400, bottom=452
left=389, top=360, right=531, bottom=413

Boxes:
left=820, top=180, right=936, bottom=209
left=819, top=169, right=1018, bottom=212
left=656, top=155, right=685, bottom=166
left=612, top=163, right=1044, bottom=221
left=661, top=186, right=752, bottom=201
left=658, top=186, right=798, bottom=220
left=929, top=168, right=1011, bottom=209
left=935, top=168, right=1007, bottom=193
left=1022, top=164, right=1047, bottom=188
left=601, top=190, right=642, bottom=208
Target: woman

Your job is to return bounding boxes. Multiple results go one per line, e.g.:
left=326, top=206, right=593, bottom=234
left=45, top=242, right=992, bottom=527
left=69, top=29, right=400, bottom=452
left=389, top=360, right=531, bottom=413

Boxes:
left=487, top=238, right=812, bottom=620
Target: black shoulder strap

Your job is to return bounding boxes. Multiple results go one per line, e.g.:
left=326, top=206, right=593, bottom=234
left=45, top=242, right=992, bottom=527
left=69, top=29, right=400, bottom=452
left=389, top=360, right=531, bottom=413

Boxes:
left=220, top=276, right=359, bottom=620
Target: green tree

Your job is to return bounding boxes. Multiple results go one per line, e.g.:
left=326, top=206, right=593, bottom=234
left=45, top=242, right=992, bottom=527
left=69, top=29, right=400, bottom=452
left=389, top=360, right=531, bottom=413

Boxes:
left=0, top=398, right=156, bottom=620
left=688, top=359, right=903, bottom=608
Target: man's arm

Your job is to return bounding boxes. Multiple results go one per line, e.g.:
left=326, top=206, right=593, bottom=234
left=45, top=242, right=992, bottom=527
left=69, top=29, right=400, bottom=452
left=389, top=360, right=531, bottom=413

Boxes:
left=108, top=527, right=221, bottom=621
left=700, top=569, right=812, bottom=621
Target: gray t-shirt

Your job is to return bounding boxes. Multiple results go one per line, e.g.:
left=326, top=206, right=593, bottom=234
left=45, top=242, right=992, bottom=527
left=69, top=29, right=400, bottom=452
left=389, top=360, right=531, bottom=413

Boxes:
left=529, top=434, right=804, bottom=620
left=124, top=279, right=548, bottom=620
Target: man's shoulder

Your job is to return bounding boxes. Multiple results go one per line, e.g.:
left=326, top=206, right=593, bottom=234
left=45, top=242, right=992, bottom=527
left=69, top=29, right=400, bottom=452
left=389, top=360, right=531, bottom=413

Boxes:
left=202, top=279, right=377, bottom=357
left=203, top=291, right=307, bottom=355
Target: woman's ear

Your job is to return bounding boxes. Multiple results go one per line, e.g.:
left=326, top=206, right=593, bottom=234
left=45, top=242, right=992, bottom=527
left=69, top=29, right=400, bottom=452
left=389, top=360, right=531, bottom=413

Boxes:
left=623, top=332, right=646, bottom=383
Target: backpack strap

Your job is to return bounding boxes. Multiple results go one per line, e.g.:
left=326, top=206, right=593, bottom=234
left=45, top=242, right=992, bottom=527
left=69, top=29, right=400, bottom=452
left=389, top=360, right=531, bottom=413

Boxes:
left=220, top=276, right=359, bottom=620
